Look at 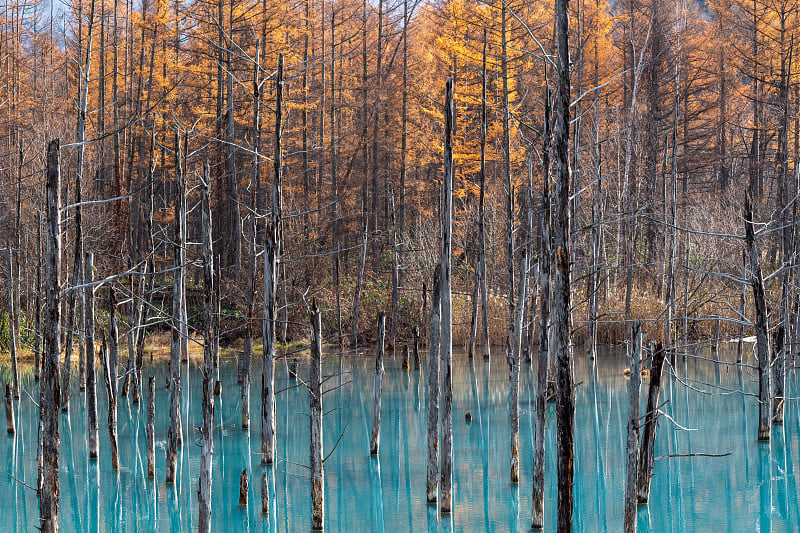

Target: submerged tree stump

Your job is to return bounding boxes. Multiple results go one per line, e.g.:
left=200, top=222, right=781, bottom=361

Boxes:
left=261, top=471, right=269, bottom=514
left=370, top=312, right=386, bottom=456
left=239, top=470, right=249, bottom=506
left=413, top=326, right=420, bottom=370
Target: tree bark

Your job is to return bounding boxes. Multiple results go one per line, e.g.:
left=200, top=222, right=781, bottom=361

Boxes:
left=5, top=384, right=14, bottom=434
left=554, top=0, right=575, bottom=526
left=440, top=77, right=455, bottom=515
left=41, top=138, right=62, bottom=533
left=7, top=247, right=19, bottom=399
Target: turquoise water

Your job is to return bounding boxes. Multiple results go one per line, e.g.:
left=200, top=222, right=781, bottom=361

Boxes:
left=1, top=345, right=799, bottom=531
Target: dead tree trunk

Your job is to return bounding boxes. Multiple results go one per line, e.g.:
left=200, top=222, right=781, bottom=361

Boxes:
left=370, top=312, right=386, bottom=455
left=199, top=165, right=215, bottom=533
left=34, top=213, right=41, bottom=381
left=637, top=341, right=666, bottom=503
left=554, top=0, right=575, bottom=526
left=440, top=77, right=455, bottom=515
left=390, top=193, right=400, bottom=350
left=426, top=265, right=442, bottom=503
left=351, top=207, right=368, bottom=348
left=532, top=86, right=552, bottom=531
left=624, top=324, right=642, bottom=533
left=8, top=247, right=19, bottom=399
left=510, top=252, right=528, bottom=483
left=261, top=230, right=277, bottom=465
left=85, top=251, right=99, bottom=460
left=41, top=138, right=62, bottom=533
left=772, top=325, right=785, bottom=423
left=310, top=303, right=324, bottom=530
left=147, top=376, right=155, bottom=477
left=745, top=191, right=771, bottom=441
left=100, top=332, right=118, bottom=470
left=167, top=148, right=185, bottom=480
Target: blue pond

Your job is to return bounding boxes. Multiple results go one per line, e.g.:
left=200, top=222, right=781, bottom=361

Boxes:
left=1, top=345, right=799, bottom=531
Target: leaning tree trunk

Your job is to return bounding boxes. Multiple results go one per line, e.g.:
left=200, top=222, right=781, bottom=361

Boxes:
left=637, top=341, right=666, bottom=503
left=440, top=77, right=455, bottom=515
left=199, top=167, right=215, bottom=533
left=85, top=251, right=99, bottom=460
left=554, top=0, right=575, bottom=527
left=426, top=265, right=442, bottom=503
left=41, top=138, right=62, bottom=533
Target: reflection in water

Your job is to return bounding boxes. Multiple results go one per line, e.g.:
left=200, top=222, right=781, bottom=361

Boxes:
left=0, top=345, right=799, bottom=531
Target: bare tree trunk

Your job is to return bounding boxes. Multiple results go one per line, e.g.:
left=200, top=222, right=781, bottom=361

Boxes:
left=8, top=247, right=19, bottom=399
left=440, top=78, right=455, bottom=515
left=351, top=211, right=368, bottom=348
left=85, top=251, right=98, bottom=460
left=426, top=265, right=442, bottom=503
left=63, top=183, right=83, bottom=405
left=107, top=290, right=120, bottom=469
left=554, top=0, right=575, bottom=526
left=262, top=231, right=276, bottom=465
left=510, top=252, right=528, bottom=483
left=773, top=326, right=785, bottom=423
left=413, top=326, right=420, bottom=370
left=390, top=193, right=400, bottom=350
left=310, top=304, right=324, bottom=530
left=147, top=376, right=155, bottom=477
left=35, top=213, right=42, bottom=381
left=737, top=250, right=746, bottom=363
left=624, top=324, right=642, bottom=533
left=41, top=138, right=62, bottom=533
left=744, top=191, right=771, bottom=441
left=199, top=165, right=215, bottom=533
left=370, top=312, right=386, bottom=455
left=501, top=5, right=515, bottom=376
left=637, top=341, right=666, bottom=503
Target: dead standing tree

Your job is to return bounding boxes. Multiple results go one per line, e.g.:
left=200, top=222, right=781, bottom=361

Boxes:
left=310, top=303, right=324, bottom=530
left=199, top=164, right=215, bottom=533
left=370, top=312, right=386, bottom=456
left=85, top=251, right=99, bottom=460
left=41, top=138, right=62, bottom=533
left=624, top=324, right=641, bottom=533
left=744, top=191, right=771, bottom=441
left=554, top=0, right=575, bottom=526
left=426, top=265, right=442, bottom=503
left=440, top=77, right=455, bottom=515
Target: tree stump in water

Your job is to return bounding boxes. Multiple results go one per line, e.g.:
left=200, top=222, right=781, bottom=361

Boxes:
left=261, top=471, right=269, bottom=514
left=413, top=326, right=420, bottom=370
left=239, top=470, right=249, bottom=506
left=402, top=345, right=409, bottom=370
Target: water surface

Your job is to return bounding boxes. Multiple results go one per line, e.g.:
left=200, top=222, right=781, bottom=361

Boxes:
left=1, top=345, right=798, bottom=531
